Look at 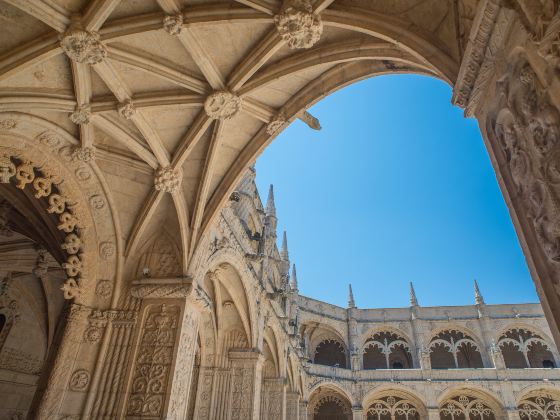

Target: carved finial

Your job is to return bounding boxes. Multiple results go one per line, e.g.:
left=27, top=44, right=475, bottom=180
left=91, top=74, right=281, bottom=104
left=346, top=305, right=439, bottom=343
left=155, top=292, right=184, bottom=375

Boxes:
left=265, top=184, right=276, bottom=216
left=348, top=284, right=355, bottom=308
left=409, top=282, right=418, bottom=306
left=204, top=91, right=242, bottom=120
left=60, top=28, right=107, bottom=64
left=274, top=0, right=323, bottom=49
left=281, top=230, right=289, bottom=260
left=154, top=166, right=181, bottom=193
left=163, top=13, right=183, bottom=35
left=70, top=104, right=92, bottom=125
left=118, top=100, right=136, bottom=119
left=290, top=263, right=298, bottom=291
left=474, top=279, right=485, bottom=305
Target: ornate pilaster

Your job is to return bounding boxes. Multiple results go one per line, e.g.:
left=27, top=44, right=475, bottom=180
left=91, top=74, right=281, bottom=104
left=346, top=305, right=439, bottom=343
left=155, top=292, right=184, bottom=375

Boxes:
left=261, top=377, right=286, bottom=419
left=299, top=400, right=308, bottom=420
left=286, top=391, right=300, bottom=419
left=351, top=406, right=364, bottom=420
left=31, top=303, right=90, bottom=419
left=428, top=407, right=441, bottom=420
left=229, top=350, right=264, bottom=420
left=90, top=309, right=137, bottom=418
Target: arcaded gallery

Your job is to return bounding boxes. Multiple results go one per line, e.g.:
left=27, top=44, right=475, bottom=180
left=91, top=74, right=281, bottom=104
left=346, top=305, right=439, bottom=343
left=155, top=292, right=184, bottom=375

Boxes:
left=0, top=0, right=559, bottom=419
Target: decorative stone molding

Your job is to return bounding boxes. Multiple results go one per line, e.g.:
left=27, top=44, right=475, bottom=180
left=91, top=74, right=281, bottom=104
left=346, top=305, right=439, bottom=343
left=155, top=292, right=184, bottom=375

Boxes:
left=71, top=146, right=95, bottom=162
left=60, top=28, right=107, bottom=64
left=99, top=241, right=115, bottom=260
left=163, top=13, right=183, bottom=35
left=130, top=277, right=193, bottom=298
left=452, top=0, right=501, bottom=107
left=69, top=105, right=92, bottom=125
left=274, top=0, right=323, bottom=50
left=154, top=166, right=181, bottom=193
left=0, top=153, right=86, bottom=300
left=37, top=131, right=61, bottom=148
left=0, top=347, right=42, bottom=375
left=204, top=91, right=242, bottom=120
left=95, top=279, right=112, bottom=298
left=69, top=369, right=90, bottom=391
left=0, top=119, right=17, bottom=130
left=488, top=55, right=560, bottom=266
left=117, top=100, right=136, bottom=119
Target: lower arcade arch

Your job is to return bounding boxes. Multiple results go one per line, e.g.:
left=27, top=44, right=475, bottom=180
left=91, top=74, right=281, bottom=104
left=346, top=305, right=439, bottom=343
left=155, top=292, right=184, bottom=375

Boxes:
left=308, top=385, right=353, bottom=420
left=517, top=389, right=560, bottom=420
left=438, top=388, right=505, bottom=420
left=363, top=388, right=426, bottom=420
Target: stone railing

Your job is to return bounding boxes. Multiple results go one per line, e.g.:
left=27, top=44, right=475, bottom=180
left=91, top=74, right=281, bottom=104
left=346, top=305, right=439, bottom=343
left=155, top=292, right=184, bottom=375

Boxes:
left=305, top=363, right=560, bottom=382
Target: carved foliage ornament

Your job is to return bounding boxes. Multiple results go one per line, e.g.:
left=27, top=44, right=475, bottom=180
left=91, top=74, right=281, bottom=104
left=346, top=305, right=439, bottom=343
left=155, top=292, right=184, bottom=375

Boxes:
left=69, top=369, right=90, bottom=391
left=204, top=91, right=242, bottom=120
left=60, top=28, right=107, bottom=64
left=127, top=304, right=179, bottom=417
left=118, top=100, right=136, bottom=119
left=274, top=0, right=323, bottom=49
left=490, top=56, right=560, bottom=265
left=163, top=13, right=183, bottom=35
left=71, top=146, right=95, bottom=162
left=154, top=166, right=181, bottom=193
left=70, top=104, right=92, bottom=125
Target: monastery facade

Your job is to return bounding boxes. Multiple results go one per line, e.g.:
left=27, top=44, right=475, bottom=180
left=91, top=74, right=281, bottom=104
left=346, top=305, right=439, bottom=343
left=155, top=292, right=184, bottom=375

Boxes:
left=1, top=0, right=560, bottom=418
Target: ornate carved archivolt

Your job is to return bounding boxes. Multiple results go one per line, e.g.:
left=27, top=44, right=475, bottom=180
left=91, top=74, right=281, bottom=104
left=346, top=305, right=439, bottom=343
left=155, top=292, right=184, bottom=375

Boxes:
left=0, top=152, right=84, bottom=300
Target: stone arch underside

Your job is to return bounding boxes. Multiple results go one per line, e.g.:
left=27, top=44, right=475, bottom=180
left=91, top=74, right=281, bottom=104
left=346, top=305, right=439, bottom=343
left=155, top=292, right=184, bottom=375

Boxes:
left=2, top=0, right=560, bottom=419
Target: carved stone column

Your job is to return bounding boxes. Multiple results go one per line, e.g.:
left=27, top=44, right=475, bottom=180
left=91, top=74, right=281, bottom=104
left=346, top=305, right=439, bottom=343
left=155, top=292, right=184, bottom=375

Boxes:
left=229, top=350, right=264, bottom=420
left=31, top=303, right=90, bottom=419
left=299, top=400, right=308, bottom=420
left=419, top=346, right=431, bottom=371
left=192, top=366, right=216, bottom=419
left=286, top=391, right=300, bottom=419
left=123, top=277, right=205, bottom=419
left=351, top=406, right=364, bottom=420
left=166, top=304, right=200, bottom=418
left=507, top=408, right=522, bottom=420
left=90, top=309, right=137, bottom=418
left=261, top=377, right=286, bottom=419
left=428, top=407, right=440, bottom=420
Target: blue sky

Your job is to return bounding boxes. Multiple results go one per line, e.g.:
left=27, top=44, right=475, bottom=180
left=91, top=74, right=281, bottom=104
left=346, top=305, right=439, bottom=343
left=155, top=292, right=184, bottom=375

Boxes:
left=255, top=74, right=537, bottom=309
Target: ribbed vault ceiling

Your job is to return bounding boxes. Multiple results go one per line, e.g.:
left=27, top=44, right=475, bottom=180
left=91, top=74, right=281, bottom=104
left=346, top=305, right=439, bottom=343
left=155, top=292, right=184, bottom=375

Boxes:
left=0, top=0, right=467, bottom=272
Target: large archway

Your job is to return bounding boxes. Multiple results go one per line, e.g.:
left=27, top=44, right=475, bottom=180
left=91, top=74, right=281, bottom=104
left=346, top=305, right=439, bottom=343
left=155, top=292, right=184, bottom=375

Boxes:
left=0, top=1, right=559, bottom=419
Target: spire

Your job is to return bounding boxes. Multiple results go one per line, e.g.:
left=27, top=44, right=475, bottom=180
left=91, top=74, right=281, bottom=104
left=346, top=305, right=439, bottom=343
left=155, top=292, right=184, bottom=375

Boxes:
left=290, top=264, right=298, bottom=291
left=347, top=284, right=355, bottom=308
left=409, top=282, right=418, bottom=306
left=474, top=279, right=485, bottom=305
left=281, top=230, right=289, bottom=260
left=265, top=184, right=276, bottom=216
